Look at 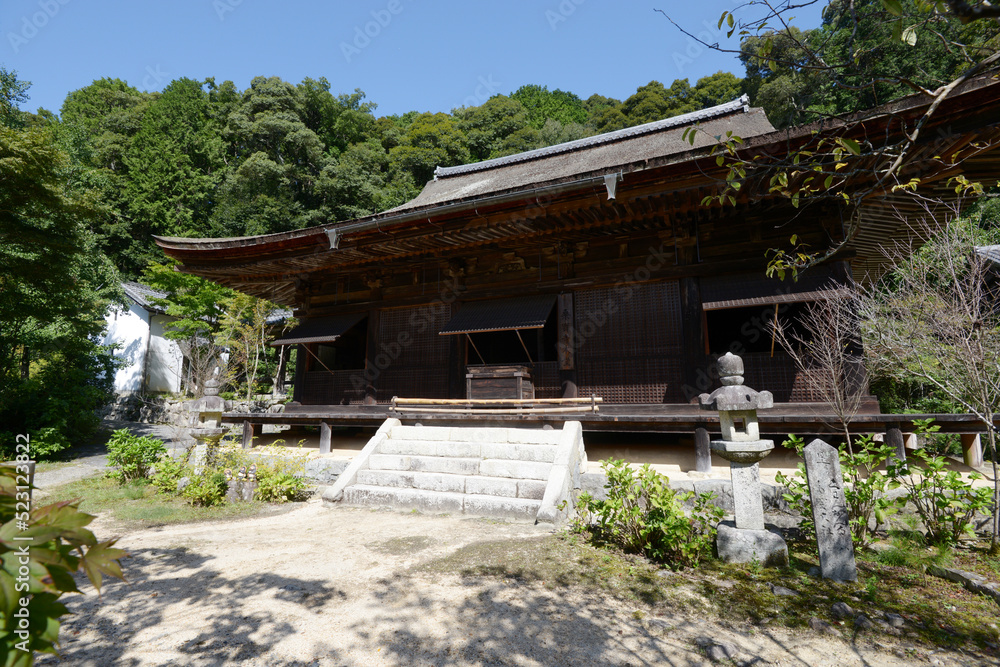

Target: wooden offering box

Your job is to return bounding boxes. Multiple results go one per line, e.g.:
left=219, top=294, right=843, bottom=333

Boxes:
left=466, top=365, right=534, bottom=400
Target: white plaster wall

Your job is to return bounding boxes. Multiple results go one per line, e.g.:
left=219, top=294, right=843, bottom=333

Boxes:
left=104, top=303, right=150, bottom=393
left=147, top=314, right=184, bottom=393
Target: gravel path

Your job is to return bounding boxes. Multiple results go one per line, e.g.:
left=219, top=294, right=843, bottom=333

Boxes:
left=34, top=500, right=990, bottom=667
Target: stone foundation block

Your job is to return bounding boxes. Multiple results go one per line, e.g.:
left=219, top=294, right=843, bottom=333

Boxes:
left=715, top=520, right=788, bottom=567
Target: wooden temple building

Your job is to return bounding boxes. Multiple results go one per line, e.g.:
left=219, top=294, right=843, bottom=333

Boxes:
left=155, top=73, right=1000, bottom=448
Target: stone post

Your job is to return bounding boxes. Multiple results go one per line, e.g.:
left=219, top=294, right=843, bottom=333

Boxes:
left=694, top=426, right=712, bottom=473
left=319, top=422, right=332, bottom=454
left=803, top=438, right=858, bottom=582
left=962, top=433, right=984, bottom=468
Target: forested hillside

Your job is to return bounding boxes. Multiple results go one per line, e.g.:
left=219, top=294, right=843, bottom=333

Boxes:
left=46, top=72, right=744, bottom=277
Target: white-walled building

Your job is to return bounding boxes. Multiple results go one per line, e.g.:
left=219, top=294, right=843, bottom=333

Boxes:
left=104, top=282, right=185, bottom=395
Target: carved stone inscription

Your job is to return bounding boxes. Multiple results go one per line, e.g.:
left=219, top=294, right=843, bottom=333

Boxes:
left=804, top=438, right=858, bottom=582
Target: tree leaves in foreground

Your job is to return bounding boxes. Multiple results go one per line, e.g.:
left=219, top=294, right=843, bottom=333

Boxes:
left=0, top=465, right=126, bottom=666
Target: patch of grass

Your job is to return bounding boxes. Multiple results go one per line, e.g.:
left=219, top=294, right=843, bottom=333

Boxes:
left=424, top=532, right=1000, bottom=654
left=45, top=477, right=285, bottom=529
left=367, top=535, right=433, bottom=555
left=420, top=534, right=677, bottom=605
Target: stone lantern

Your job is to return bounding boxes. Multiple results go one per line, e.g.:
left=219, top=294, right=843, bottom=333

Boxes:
left=698, top=352, right=787, bottom=566
left=188, top=372, right=227, bottom=470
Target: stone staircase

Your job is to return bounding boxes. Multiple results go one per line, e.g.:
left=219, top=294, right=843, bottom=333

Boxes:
left=321, top=419, right=586, bottom=524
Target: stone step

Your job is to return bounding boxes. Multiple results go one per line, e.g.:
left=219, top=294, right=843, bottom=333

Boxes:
left=368, top=453, right=553, bottom=480
left=367, top=454, right=481, bottom=475
left=343, top=484, right=541, bottom=521
left=379, top=439, right=558, bottom=462
left=388, top=425, right=561, bottom=446
left=355, top=469, right=547, bottom=499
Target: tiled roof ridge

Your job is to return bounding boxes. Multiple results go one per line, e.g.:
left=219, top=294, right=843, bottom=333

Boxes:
left=433, top=95, right=751, bottom=179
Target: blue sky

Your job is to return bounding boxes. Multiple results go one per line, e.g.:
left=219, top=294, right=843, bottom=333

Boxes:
left=1, top=0, right=825, bottom=117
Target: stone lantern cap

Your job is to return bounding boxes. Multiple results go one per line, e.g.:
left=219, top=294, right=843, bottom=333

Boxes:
left=698, top=352, right=774, bottom=412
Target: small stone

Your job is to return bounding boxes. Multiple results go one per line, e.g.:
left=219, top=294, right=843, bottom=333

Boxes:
left=706, top=643, right=738, bottom=663
left=809, top=617, right=838, bottom=635
left=884, top=612, right=906, bottom=628
left=176, top=476, right=191, bottom=492
left=854, top=614, right=874, bottom=630
left=831, top=602, right=855, bottom=620
left=769, top=583, right=799, bottom=597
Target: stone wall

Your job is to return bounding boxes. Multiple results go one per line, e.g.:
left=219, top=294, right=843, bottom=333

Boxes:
left=102, top=394, right=287, bottom=426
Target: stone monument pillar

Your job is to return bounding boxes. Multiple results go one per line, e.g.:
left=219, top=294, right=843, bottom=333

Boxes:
left=699, top=352, right=788, bottom=566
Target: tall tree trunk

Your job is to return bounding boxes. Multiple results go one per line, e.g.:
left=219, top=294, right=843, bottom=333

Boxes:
left=988, top=427, right=999, bottom=553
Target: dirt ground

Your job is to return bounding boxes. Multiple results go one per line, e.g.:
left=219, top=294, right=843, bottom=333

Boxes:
left=33, top=498, right=993, bottom=667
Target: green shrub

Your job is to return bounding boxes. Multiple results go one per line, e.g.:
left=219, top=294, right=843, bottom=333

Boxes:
left=217, top=445, right=307, bottom=503
left=776, top=433, right=900, bottom=547
left=181, top=471, right=227, bottom=507
left=105, top=430, right=167, bottom=484
left=888, top=447, right=992, bottom=546
left=151, top=453, right=191, bottom=494
left=572, top=458, right=724, bottom=569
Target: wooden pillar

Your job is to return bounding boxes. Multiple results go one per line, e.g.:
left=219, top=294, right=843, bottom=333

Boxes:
left=363, top=310, right=381, bottom=405
left=885, top=423, right=905, bottom=462
left=557, top=293, right=578, bottom=398
left=448, top=330, right=466, bottom=399
left=241, top=420, right=255, bottom=449
left=319, top=421, right=332, bottom=454
left=679, top=276, right=706, bottom=392
left=292, top=344, right=306, bottom=403
left=695, top=426, right=712, bottom=473
left=962, top=433, right=984, bottom=468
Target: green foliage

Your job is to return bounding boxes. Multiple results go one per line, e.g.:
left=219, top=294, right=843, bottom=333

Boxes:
left=216, top=445, right=307, bottom=503
left=0, top=71, right=120, bottom=458
left=738, top=0, right=1000, bottom=128
left=181, top=471, right=227, bottom=507
left=150, top=452, right=190, bottom=495
left=105, top=430, right=166, bottom=484
left=777, top=434, right=900, bottom=547
left=571, top=459, right=724, bottom=569
left=0, top=465, right=125, bottom=665
left=874, top=519, right=954, bottom=570
left=888, top=448, right=992, bottom=546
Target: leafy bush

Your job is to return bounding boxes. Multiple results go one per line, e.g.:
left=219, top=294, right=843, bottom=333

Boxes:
left=181, top=471, right=228, bottom=507
left=572, top=458, right=724, bottom=569
left=888, top=447, right=992, bottom=546
left=151, top=452, right=191, bottom=494
left=0, top=464, right=125, bottom=665
left=217, top=445, right=307, bottom=503
left=105, top=430, right=167, bottom=484
left=776, top=433, right=900, bottom=547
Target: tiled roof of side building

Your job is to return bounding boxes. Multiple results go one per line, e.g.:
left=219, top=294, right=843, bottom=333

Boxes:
left=122, top=281, right=169, bottom=312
